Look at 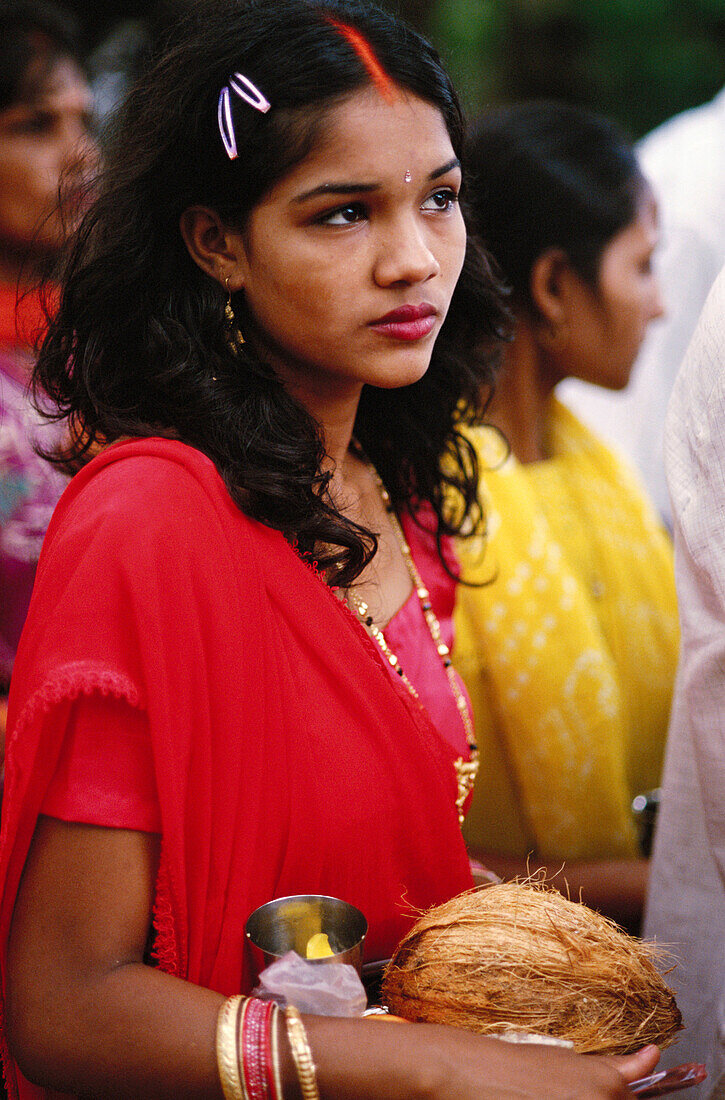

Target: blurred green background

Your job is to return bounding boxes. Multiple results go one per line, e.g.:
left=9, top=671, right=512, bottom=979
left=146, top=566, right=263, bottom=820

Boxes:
left=65, top=0, right=725, bottom=138
left=410, top=0, right=725, bottom=138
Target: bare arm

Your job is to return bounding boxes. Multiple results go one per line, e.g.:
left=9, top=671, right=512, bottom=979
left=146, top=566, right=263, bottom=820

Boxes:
left=6, top=817, right=224, bottom=1098
left=6, top=817, right=658, bottom=1099
left=467, top=849, right=648, bottom=931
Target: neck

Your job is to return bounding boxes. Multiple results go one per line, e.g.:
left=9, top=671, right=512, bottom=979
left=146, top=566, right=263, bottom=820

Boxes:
left=246, top=328, right=363, bottom=486
left=318, top=390, right=363, bottom=495
left=486, top=318, right=559, bottom=464
left=295, top=382, right=378, bottom=521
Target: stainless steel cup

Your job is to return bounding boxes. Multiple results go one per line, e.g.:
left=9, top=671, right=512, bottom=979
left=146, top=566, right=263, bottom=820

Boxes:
left=244, top=894, right=368, bottom=980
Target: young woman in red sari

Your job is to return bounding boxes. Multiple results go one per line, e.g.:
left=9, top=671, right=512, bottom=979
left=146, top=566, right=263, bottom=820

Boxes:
left=0, top=2, right=660, bottom=1097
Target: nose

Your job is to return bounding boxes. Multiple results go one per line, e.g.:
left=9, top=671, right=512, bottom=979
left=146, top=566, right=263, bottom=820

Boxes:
left=373, top=216, right=440, bottom=288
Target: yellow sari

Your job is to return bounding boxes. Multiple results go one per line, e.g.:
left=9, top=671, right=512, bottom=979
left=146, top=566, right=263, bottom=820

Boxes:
left=454, top=400, right=678, bottom=860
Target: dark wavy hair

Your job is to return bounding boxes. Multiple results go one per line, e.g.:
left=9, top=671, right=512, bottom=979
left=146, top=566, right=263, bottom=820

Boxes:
left=35, top=0, right=510, bottom=585
left=467, top=100, right=646, bottom=310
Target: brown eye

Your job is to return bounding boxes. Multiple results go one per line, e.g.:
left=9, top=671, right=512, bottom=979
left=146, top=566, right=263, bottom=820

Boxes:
left=421, top=188, right=458, bottom=212
left=318, top=203, right=367, bottom=226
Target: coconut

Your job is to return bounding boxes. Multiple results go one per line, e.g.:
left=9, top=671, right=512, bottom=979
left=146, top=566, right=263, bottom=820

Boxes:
left=381, top=882, right=681, bottom=1055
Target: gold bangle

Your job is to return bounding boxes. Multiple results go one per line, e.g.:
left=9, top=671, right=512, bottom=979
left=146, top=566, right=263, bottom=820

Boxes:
left=216, top=994, right=246, bottom=1100
left=270, top=1004, right=285, bottom=1100
left=284, top=1005, right=320, bottom=1100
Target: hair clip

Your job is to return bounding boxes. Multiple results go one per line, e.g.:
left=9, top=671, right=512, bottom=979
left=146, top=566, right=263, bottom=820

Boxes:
left=217, top=72, right=271, bottom=160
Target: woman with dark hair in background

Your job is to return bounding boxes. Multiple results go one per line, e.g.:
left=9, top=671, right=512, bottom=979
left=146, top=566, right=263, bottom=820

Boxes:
left=454, top=101, right=678, bottom=931
left=0, top=8, right=658, bottom=1098
left=0, top=0, right=96, bottom=748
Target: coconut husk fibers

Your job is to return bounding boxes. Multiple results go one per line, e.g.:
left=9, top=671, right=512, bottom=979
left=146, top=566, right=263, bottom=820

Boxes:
left=381, top=882, right=682, bottom=1055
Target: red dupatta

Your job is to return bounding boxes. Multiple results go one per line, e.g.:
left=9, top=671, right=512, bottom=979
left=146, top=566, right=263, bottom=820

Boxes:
left=0, top=438, right=473, bottom=1100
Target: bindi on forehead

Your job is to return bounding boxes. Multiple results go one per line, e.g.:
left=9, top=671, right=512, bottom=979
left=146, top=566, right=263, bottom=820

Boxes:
left=270, top=90, right=457, bottom=206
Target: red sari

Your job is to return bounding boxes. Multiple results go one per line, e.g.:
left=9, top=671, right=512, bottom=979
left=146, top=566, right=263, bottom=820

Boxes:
left=0, top=438, right=473, bottom=1100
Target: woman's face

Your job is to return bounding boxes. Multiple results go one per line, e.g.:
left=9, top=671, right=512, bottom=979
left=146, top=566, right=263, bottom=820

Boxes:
left=0, top=56, right=96, bottom=272
left=558, top=190, right=664, bottom=390
left=229, top=87, right=467, bottom=403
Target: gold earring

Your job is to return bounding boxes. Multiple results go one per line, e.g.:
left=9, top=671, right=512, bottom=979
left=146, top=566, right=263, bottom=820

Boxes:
left=224, top=276, right=245, bottom=354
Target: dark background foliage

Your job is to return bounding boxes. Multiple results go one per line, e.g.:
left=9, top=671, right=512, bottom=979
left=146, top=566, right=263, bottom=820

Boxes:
left=424, top=0, right=725, bottom=139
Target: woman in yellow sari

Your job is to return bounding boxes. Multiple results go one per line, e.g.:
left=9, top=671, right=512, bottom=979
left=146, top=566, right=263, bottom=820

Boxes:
left=454, top=103, right=678, bottom=929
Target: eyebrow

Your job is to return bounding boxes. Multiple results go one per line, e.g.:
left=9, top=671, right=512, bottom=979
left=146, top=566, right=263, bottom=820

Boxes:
left=430, top=157, right=461, bottom=180
left=292, top=157, right=461, bottom=204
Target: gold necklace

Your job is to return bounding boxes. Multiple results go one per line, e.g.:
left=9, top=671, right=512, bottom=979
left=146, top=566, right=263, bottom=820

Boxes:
left=345, top=460, right=479, bottom=825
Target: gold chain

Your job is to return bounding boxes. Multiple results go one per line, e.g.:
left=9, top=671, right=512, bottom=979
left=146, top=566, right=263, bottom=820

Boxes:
left=345, top=458, right=479, bottom=825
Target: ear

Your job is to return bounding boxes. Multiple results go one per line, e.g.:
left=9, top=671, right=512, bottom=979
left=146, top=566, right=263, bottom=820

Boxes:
left=178, top=205, right=246, bottom=292
left=529, top=247, right=574, bottom=328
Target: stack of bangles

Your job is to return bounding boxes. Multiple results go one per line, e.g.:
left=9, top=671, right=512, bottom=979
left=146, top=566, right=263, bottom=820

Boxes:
left=216, top=995, right=320, bottom=1100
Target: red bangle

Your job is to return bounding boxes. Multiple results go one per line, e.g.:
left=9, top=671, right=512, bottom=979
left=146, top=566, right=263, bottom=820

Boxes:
left=241, top=997, right=274, bottom=1100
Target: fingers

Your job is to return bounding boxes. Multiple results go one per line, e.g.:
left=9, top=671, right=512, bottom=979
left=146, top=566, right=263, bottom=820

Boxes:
left=608, top=1045, right=661, bottom=1083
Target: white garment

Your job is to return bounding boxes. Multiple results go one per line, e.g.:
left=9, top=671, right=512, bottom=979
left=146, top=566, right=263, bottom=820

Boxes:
left=561, top=88, right=725, bottom=528
left=643, top=266, right=725, bottom=1100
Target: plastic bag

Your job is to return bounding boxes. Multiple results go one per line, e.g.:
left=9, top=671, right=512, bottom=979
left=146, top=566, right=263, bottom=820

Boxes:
left=253, top=950, right=367, bottom=1017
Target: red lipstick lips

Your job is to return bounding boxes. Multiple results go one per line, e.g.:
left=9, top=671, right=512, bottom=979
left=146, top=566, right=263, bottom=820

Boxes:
left=370, top=302, right=437, bottom=341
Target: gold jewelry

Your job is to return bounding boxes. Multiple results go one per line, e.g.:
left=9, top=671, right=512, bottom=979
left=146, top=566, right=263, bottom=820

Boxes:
left=284, top=1005, right=320, bottom=1100
left=347, top=454, right=479, bottom=825
left=225, top=276, right=245, bottom=354
left=216, top=994, right=246, bottom=1100
left=270, top=1004, right=284, bottom=1100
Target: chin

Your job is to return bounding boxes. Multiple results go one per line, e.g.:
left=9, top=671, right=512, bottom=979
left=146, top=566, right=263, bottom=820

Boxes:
left=608, top=364, right=637, bottom=391
left=600, top=375, right=632, bottom=393
left=583, top=359, right=636, bottom=392
left=369, top=348, right=435, bottom=390
left=371, top=369, right=432, bottom=391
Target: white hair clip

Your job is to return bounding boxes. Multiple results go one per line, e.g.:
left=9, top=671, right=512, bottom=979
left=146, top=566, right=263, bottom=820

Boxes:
left=217, top=73, right=271, bottom=161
